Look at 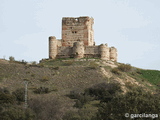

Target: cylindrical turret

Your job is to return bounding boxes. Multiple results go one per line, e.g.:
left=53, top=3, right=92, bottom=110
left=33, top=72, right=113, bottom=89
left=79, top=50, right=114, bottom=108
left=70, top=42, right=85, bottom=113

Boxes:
left=110, top=47, right=117, bottom=61
left=99, top=44, right=109, bottom=61
left=72, top=41, right=84, bottom=59
left=49, top=36, right=57, bottom=59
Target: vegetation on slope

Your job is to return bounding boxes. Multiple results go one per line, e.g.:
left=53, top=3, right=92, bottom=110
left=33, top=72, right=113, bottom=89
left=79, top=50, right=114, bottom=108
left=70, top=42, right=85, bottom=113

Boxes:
left=0, top=58, right=160, bottom=120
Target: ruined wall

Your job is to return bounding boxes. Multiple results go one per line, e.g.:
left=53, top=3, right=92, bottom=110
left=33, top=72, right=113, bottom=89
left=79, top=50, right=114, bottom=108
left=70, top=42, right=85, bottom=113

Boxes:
left=62, top=16, right=94, bottom=47
left=83, top=46, right=99, bottom=58
left=52, top=42, right=117, bottom=61
left=57, top=39, right=62, bottom=47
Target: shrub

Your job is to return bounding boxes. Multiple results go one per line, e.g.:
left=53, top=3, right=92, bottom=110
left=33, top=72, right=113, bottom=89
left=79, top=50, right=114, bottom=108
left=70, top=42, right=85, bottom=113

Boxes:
left=40, top=76, right=50, bottom=82
left=85, top=82, right=121, bottom=102
left=31, top=73, right=35, bottom=77
left=118, top=63, right=132, bottom=72
left=0, top=87, right=10, bottom=94
left=9, top=56, right=15, bottom=62
left=68, top=90, right=93, bottom=108
left=33, top=87, right=50, bottom=94
left=12, top=88, right=25, bottom=102
left=0, top=106, right=35, bottom=120
left=21, top=60, right=27, bottom=64
left=68, top=83, right=121, bottom=108
left=111, top=68, right=121, bottom=75
left=50, top=67, right=59, bottom=70
left=28, top=97, right=63, bottom=120
left=96, top=87, right=160, bottom=120
left=88, top=61, right=99, bottom=69
left=31, top=61, right=37, bottom=65
left=0, top=91, right=16, bottom=104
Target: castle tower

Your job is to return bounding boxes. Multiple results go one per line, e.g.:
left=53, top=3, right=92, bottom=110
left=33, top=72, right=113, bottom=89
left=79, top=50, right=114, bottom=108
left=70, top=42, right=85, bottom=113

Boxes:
left=72, top=41, right=84, bottom=59
left=49, top=36, right=57, bottom=59
left=62, top=16, right=94, bottom=47
left=110, top=47, right=117, bottom=61
left=99, top=44, right=110, bottom=60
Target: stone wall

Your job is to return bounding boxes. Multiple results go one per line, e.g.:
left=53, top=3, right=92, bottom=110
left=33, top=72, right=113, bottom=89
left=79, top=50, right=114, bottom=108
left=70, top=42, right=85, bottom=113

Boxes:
left=57, top=46, right=72, bottom=58
left=61, top=16, right=94, bottom=46
left=84, top=46, right=99, bottom=55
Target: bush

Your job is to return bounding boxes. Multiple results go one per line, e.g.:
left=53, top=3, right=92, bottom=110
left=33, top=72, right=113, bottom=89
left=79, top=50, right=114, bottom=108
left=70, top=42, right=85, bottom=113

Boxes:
left=85, top=82, right=121, bottom=102
left=0, top=92, right=16, bottom=104
left=87, top=61, right=99, bottom=70
left=40, top=76, right=50, bottom=82
left=0, top=87, right=10, bottom=94
left=68, top=83, right=121, bottom=108
left=111, top=68, right=121, bottom=75
left=9, top=56, right=15, bottom=62
left=33, top=87, right=50, bottom=94
left=0, top=106, right=35, bottom=120
left=21, top=60, right=27, bottom=65
left=31, top=61, right=37, bottom=65
left=12, top=88, right=25, bottom=102
left=68, top=90, right=93, bottom=108
left=118, top=63, right=132, bottom=72
left=96, top=87, right=160, bottom=120
left=28, top=98, right=63, bottom=120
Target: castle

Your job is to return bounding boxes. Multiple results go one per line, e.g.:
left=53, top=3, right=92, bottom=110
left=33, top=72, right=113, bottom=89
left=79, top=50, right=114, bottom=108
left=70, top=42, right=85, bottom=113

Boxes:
left=49, top=16, right=117, bottom=61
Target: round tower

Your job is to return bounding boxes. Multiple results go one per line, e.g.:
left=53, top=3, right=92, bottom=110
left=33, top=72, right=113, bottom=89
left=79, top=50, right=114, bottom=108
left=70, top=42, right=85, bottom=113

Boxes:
left=72, top=41, right=84, bottom=59
left=99, top=44, right=109, bottom=60
left=49, top=36, right=57, bottom=59
left=110, top=47, right=117, bottom=61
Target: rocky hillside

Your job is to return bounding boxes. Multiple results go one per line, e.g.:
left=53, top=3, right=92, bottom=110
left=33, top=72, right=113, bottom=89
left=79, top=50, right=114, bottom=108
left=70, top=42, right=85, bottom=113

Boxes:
left=0, top=58, right=160, bottom=120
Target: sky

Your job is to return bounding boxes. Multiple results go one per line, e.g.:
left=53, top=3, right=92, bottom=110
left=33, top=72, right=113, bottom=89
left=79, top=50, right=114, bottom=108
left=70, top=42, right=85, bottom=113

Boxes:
left=0, top=0, right=160, bottom=70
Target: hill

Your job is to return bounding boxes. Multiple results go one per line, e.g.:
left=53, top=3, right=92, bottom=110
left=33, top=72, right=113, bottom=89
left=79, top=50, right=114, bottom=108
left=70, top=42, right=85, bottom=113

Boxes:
left=0, top=58, right=160, bottom=120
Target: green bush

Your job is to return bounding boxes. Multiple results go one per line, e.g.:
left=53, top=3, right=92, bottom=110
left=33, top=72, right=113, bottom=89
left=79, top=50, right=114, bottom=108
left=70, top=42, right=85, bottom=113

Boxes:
left=96, top=87, right=160, bottom=120
left=85, top=82, right=121, bottom=102
left=118, top=63, right=132, bottom=72
left=68, top=83, right=121, bottom=108
left=0, top=91, right=15, bottom=104
left=68, top=90, right=93, bottom=108
left=0, top=106, right=35, bottom=120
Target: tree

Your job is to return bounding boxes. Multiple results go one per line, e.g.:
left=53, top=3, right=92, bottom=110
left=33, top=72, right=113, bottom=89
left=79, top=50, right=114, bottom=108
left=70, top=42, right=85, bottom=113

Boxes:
left=96, top=87, right=160, bottom=120
left=9, top=56, right=15, bottom=62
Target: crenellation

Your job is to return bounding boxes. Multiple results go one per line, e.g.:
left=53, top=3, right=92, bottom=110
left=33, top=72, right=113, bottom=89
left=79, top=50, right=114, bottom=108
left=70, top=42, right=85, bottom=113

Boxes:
left=48, top=16, right=118, bottom=61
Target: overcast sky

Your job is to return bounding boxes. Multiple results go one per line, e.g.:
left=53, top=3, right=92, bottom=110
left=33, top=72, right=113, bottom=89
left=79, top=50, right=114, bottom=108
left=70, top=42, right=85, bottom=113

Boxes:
left=0, top=0, right=160, bottom=70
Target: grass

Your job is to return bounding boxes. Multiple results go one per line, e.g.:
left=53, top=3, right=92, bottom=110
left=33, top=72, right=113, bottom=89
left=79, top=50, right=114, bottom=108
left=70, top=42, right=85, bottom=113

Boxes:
left=139, top=69, right=160, bottom=86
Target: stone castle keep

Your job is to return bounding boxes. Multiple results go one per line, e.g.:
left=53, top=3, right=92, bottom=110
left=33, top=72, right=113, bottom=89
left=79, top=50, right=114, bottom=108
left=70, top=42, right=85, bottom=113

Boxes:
left=49, top=16, right=117, bottom=61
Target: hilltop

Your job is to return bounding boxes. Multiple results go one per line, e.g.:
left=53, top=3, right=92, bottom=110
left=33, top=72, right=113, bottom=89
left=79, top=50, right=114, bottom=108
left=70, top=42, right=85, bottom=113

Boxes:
left=0, top=58, right=160, bottom=120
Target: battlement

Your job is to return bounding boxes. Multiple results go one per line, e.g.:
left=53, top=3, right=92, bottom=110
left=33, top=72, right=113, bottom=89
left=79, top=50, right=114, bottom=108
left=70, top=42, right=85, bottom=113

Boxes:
left=62, top=16, right=94, bottom=26
left=48, top=16, right=118, bottom=61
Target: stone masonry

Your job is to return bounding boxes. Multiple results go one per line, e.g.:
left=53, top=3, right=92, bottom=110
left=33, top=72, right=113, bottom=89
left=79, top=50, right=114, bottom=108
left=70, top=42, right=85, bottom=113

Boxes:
left=49, top=16, right=117, bottom=61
